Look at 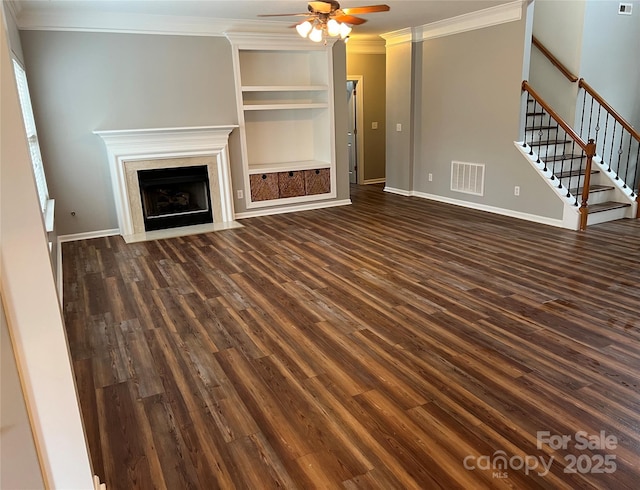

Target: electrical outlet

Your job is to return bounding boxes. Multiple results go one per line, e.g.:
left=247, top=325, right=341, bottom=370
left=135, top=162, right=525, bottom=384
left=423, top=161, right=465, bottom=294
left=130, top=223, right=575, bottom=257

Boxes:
left=396, top=123, right=402, bottom=132
left=514, top=186, right=520, bottom=196
left=428, top=173, right=433, bottom=182
left=237, top=190, right=243, bottom=199
left=372, top=121, right=378, bottom=129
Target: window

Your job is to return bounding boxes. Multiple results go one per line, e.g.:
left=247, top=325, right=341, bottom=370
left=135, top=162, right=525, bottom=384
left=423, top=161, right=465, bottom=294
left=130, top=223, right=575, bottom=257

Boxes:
left=12, top=59, right=50, bottom=214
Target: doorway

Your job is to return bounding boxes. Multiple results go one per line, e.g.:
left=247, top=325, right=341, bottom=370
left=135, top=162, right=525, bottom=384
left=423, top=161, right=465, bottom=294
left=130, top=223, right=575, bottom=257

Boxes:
left=347, top=76, right=364, bottom=184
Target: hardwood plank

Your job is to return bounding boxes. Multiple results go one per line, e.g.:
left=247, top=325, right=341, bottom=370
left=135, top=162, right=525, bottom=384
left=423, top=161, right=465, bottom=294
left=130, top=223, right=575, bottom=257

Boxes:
left=63, top=184, right=640, bottom=489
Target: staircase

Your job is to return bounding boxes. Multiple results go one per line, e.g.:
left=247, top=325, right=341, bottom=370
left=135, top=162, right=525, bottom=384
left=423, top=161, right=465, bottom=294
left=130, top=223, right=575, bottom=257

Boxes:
left=516, top=82, right=637, bottom=230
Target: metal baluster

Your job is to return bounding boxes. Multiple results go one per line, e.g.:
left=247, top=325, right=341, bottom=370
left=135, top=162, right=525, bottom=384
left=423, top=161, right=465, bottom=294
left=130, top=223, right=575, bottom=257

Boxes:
left=587, top=95, right=595, bottom=140
left=614, top=131, right=623, bottom=182
left=609, top=122, right=617, bottom=176
left=622, top=135, right=633, bottom=189
left=634, top=143, right=640, bottom=198
left=579, top=89, right=587, bottom=139
left=602, top=113, right=611, bottom=172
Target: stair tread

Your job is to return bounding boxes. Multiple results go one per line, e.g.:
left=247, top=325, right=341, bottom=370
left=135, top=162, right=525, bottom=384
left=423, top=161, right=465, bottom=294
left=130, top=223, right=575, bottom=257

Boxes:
left=587, top=201, right=631, bottom=214
left=543, top=154, right=584, bottom=162
left=556, top=168, right=599, bottom=179
left=569, top=185, right=615, bottom=195
left=526, top=111, right=546, bottom=116
left=528, top=139, right=572, bottom=146
left=525, top=125, right=558, bottom=131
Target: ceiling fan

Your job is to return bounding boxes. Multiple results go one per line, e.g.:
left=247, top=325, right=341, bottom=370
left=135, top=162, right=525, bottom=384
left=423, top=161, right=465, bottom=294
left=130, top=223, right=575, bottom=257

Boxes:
left=259, top=1, right=390, bottom=42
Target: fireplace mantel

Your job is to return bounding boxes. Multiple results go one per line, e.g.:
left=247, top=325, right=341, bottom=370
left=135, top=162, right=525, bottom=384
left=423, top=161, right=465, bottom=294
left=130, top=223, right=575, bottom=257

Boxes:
left=95, top=126, right=239, bottom=241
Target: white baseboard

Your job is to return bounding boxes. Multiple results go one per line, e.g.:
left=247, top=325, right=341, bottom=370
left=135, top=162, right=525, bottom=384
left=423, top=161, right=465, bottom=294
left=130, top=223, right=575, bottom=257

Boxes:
left=235, top=199, right=352, bottom=219
left=363, top=178, right=386, bottom=185
left=383, top=186, right=412, bottom=197
left=58, top=228, right=120, bottom=243
left=385, top=186, right=564, bottom=228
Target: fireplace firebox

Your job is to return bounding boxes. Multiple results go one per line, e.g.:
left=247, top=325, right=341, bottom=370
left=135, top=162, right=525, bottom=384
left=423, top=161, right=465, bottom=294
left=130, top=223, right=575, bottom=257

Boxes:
left=138, top=166, right=213, bottom=231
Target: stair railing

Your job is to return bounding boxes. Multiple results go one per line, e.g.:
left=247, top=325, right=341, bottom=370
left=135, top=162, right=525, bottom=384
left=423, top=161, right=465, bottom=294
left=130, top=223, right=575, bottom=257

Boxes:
left=577, top=78, right=640, bottom=218
left=532, top=36, right=578, bottom=83
left=522, top=81, right=596, bottom=231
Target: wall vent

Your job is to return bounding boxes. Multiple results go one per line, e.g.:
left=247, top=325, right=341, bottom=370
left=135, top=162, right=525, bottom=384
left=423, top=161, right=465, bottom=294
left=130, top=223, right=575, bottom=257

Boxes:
left=451, top=161, right=485, bottom=196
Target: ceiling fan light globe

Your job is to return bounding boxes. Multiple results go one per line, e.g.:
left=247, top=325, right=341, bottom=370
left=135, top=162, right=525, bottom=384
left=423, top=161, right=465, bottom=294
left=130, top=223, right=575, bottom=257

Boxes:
left=339, top=23, right=352, bottom=38
left=327, top=19, right=341, bottom=37
left=309, top=26, right=323, bottom=42
left=296, top=20, right=313, bottom=37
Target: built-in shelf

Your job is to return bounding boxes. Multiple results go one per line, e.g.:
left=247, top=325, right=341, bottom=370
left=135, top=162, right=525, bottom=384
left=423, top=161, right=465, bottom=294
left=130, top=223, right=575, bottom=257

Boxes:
left=242, top=85, right=328, bottom=92
left=248, top=160, right=331, bottom=175
left=227, top=33, right=337, bottom=210
left=243, top=103, right=329, bottom=111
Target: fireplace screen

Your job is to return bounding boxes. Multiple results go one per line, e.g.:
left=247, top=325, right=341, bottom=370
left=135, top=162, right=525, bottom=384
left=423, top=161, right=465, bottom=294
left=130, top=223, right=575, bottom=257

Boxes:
left=138, top=166, right=213, bottom=231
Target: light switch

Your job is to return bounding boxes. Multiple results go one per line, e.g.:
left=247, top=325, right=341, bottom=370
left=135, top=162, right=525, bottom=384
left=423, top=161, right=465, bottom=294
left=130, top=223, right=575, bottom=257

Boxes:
left=396, top=123, right=402, bottom=132
left=372, top=121, right=378, bottom=129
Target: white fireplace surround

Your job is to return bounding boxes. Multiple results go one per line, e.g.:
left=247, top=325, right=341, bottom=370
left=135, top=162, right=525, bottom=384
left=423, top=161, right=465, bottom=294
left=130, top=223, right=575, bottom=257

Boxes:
left=95, top=126, right=238, bottom=241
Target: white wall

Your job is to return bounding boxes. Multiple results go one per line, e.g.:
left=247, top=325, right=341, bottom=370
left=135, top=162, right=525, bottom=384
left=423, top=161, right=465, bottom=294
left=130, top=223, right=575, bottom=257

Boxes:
left=1, top=8, right=94, bottom=489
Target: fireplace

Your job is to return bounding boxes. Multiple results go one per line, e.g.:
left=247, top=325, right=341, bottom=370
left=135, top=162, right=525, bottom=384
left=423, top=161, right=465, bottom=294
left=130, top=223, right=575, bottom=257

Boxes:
left=138, top=166, right=212, bottom=231
left=95, top=126, right=239, bottom=241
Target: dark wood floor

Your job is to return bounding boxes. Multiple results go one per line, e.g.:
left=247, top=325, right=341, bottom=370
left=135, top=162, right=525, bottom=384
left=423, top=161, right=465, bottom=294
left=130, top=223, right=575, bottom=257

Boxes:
left=63, top=184, right=640, bottom=489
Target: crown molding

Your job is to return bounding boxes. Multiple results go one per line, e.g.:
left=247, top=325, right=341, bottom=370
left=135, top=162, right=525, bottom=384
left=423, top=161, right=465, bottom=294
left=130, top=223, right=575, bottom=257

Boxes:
left=382, top=0, right=523, bottom=46
left=225, top=31, right=338, bottom=49
left=15, top=10, right=287, bottom=37
left=346, top=38, right=386, bottom=55
left=3, top=1, right=22, bottom=23
left=380, top=27, right=414, bottom=46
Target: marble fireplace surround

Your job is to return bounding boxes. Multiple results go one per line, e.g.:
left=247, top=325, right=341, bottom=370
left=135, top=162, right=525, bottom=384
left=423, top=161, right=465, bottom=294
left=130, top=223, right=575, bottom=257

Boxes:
left=95, top=126, right=239, bottom=242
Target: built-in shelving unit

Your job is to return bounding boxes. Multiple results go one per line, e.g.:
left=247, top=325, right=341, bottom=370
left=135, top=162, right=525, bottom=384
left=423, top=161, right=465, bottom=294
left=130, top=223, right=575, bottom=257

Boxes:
left=227, top=33, right=337, bottom=209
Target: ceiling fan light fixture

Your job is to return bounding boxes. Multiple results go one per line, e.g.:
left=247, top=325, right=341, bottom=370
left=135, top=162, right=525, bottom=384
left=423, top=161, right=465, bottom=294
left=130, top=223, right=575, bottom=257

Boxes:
left=296, top=20, right=313, bottom=37
left=309, top=26, right=324, bottom=42
left=327, top=18, right=341, bottom=37
left=339, top=22, right=352, bottom=39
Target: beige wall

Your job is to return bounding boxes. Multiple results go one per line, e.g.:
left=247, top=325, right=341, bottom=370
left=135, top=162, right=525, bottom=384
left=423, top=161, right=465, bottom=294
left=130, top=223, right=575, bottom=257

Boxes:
left=347, top=53, right=386, bottom=182
left=530, top=0, right=585, bottom=124
left=19, top=31, right=350, bottom=235
left=384, top=42, right=413, bottom=191
left=1, top=8, right=94, bottom=488
left=384, top=4, right=563, bottom=221
left=1, top=298, right=45, bottom=490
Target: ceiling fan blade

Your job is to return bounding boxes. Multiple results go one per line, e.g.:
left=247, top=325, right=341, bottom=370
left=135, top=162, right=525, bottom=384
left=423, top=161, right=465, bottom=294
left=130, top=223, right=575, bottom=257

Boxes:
left=341, top=5, right=390, bottom=15
left=308, top=1, right=335, bottom=14
left=258, top=12, right=310, bottom=17
left=334, top=14, right=368, bottom=25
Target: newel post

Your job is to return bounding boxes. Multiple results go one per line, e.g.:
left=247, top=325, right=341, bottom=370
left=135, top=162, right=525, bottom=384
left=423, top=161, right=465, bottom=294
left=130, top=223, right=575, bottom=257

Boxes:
left=579, top=139, right=597, bottom=231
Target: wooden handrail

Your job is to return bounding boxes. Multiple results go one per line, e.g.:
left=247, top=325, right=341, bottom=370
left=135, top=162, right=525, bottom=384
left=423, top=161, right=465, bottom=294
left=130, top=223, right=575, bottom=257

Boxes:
left=522, top=81, right=589, bottom=152
left=578, top=78, right=640, bottom=143
left=532, top=36, right=579, bottom=83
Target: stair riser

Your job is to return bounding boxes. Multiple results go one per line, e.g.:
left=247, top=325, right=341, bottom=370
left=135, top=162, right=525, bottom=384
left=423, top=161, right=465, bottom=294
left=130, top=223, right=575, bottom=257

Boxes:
left=556, top=174, right=592, bottom=192
left=584, top=191, right=618, bottom=205
left=546, top=159, right=586, bottom=173
left=587, top=206, right=630, bottom=225
left=526, top=114, right=555, bottom=127
left=534, top=143, right=572, bottom=158
left=525, top=129, right=561, bottom=141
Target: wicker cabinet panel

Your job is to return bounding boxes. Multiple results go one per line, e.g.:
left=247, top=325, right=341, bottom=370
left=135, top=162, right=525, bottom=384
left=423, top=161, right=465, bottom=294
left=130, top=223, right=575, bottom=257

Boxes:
left=250, top=173, right=279, bottom=201
left=278, top=171, right=305, bottom=198
left=304, top=168, right=331, bottom=195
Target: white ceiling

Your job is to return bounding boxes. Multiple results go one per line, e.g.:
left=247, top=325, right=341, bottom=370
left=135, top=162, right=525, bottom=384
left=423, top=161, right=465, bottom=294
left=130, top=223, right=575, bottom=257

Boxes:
left=12, top=0, right=516, bottom=39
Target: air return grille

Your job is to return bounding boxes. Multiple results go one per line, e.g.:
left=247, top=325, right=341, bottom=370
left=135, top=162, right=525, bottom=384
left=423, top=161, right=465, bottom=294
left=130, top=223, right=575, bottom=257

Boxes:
left=451, top=161, right=485, bottom=196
